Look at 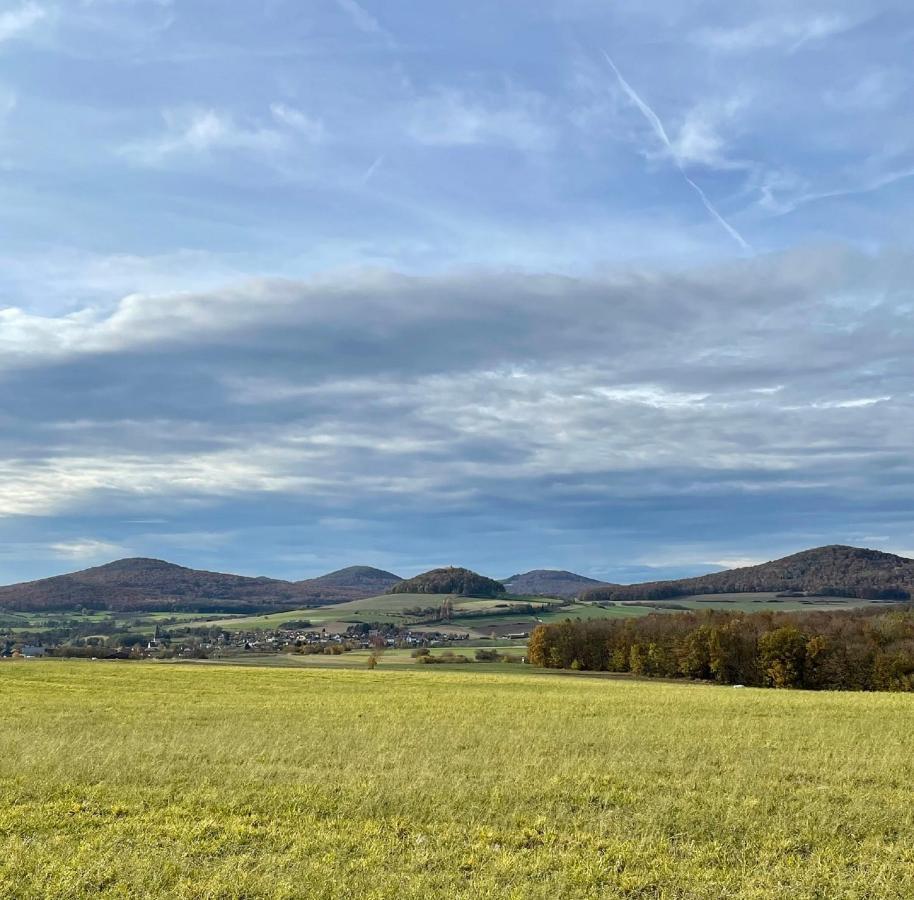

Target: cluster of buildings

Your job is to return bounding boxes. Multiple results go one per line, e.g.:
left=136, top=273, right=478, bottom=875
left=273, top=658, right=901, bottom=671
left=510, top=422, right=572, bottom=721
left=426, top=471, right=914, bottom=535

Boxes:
left=1, top=644, right=46, bottom=659
left=2, top=620, right=477, bottom=662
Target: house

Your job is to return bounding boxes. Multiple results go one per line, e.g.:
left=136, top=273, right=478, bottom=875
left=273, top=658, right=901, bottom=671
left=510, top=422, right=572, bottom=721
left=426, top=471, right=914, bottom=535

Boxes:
left=20, top=646, right=46, bottom=658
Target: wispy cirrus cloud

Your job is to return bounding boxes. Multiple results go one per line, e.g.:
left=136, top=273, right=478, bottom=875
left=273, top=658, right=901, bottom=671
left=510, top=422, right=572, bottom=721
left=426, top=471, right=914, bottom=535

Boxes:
left=757, top=157, right=914, bottom=217
left=694, top=14, right=855, bottom=53
left=333, top=0, right=390, bottom=39
left=121, top=108, right=283, bottom=164
left=269, top=103, right=325, bottom=142
left=824, top=69, right=903, bottom=111
left=408, top=87, right=555, bottom=152
left=120, top=103, right=324, bottom=165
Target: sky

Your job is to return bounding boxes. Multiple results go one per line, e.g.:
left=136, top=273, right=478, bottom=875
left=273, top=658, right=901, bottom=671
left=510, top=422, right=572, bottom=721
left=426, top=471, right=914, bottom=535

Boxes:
left=1, top=0, right=914, bottom=584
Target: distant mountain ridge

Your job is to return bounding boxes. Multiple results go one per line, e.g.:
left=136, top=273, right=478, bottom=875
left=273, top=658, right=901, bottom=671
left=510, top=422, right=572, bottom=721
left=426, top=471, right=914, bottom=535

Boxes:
left=0, top=558, right=402, bottom=613
left=2, top=545, right=911, bottom=613
left=502, top=569, right=614, bottom=598
left=580, top=545, right=914, bottom=603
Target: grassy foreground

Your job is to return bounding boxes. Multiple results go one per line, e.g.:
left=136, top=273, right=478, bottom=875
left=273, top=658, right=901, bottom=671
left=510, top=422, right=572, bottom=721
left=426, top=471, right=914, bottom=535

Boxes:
left=1, top=662, right=913, bottom=899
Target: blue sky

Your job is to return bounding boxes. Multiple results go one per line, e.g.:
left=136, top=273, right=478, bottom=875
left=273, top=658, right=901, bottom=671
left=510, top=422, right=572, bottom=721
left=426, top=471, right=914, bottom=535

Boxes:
left=1, top=0, right=913, bottom=583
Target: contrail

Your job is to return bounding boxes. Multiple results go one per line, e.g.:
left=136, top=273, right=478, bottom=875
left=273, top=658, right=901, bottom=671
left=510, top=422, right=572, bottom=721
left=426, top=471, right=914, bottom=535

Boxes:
left=361, top=155, right=384, bottom=184
left=681, top=171, right=750, bottom=251
left=602, top=50, right=750, bottom=251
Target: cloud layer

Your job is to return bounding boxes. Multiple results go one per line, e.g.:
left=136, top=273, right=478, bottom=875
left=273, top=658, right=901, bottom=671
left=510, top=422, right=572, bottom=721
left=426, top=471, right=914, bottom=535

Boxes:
left=1, top=245, right=912, bottom=579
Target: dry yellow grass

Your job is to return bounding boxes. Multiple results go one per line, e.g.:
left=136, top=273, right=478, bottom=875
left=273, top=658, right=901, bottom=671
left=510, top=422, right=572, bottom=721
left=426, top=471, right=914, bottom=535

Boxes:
left=1, top=660, right=913, bottom=898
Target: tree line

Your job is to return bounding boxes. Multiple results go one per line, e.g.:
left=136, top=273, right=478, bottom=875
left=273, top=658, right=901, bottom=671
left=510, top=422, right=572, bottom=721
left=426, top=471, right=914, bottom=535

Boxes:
left=527, top=605, right=914, bottom=690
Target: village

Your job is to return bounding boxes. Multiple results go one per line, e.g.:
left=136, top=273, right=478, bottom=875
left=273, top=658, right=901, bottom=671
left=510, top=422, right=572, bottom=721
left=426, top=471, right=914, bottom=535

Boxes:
left=1, top=620, right=480, bottom=662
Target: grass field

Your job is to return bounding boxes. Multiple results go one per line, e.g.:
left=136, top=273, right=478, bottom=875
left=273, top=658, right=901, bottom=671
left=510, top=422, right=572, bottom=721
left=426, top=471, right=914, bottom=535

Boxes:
left=186, top=648, right=528, bottom=672
left=2, top=661, right=913, bottom=898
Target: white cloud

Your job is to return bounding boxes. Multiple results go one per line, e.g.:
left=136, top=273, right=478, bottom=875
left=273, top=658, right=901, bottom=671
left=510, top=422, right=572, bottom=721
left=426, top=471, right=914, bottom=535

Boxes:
left=669, top=97, right=747, bottom=169
left=0, top=3, right=46, bottom=44
left=121, top=104, right=327, bottom=167
left=757, top=160, right=914, bottom=217
left=334, top=0, right=387, bottom=37
left=0, top=447, right=342, bottom=518
left=121, top=107, right=287, bottom=165
left=269, top=102, right=325, bottom=142
left=408, top=88, right=554, bottom=152
left=49, top=539, right=127, bottom=560
left=708, top=557, right=769, bottom=569
left=695, top=14, right=853, bottom=53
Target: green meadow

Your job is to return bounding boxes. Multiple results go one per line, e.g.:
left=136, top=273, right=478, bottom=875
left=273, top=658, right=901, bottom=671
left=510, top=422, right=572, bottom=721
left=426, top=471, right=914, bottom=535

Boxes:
left=201, top=593, right=459, bottom=630
left=2, top=660, right=913, bottom=898
left=202, top=593, right=559, bottom=632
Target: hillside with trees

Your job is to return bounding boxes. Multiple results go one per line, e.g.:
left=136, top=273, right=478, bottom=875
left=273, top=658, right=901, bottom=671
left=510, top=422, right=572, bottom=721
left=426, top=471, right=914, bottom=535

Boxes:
left=387, top=567, right=506, bottom=598
left=306, top=566, right=401, bottom=595
left=0, top=559, right=403, bottom=613
left=501, top=569, right=613, bottom=598
left=581, top=546, right=914, bottom=603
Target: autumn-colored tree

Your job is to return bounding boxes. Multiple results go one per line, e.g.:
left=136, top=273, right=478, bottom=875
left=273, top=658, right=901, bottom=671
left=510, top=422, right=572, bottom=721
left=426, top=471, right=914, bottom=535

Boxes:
left=758, top=626, right=808, bottom=688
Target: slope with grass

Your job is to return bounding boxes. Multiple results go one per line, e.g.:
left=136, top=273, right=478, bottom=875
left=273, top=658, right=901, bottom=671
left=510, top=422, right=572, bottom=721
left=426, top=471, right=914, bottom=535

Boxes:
left=1, top=661, right=913, bottom=898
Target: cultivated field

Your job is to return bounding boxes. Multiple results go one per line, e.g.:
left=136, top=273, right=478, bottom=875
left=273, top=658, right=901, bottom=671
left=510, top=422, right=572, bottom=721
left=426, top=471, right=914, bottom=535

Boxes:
left=194, top=592, right=874, bottom=638
left=0, top=610, right=224, bottom=635
left=201, top=593, right=560, bottom=633
left=2, top=661, right=913, bottom=898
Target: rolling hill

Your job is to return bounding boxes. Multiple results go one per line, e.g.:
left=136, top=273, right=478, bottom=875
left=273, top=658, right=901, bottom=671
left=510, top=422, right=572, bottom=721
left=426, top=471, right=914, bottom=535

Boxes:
left=305, top=566, right=402, bottom=595
left=0, top=559, right=403, bottom=613
left=387, top=567, right=506, bottom=598
left=502, top=569, right=613, bottom=598
left=581, top=545, right=914, bottom=603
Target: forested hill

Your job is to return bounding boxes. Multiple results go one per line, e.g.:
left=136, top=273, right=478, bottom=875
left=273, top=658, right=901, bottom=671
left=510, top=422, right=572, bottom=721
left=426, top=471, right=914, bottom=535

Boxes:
left=388, top=567, right=506, bottom=598
left=0, top=558, right=402, bottom=613
left=502, top=569, right=614, bottom=598
left=581, top=545, right=914, bottom=602
left=305, top=566, right=402, bottom=594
